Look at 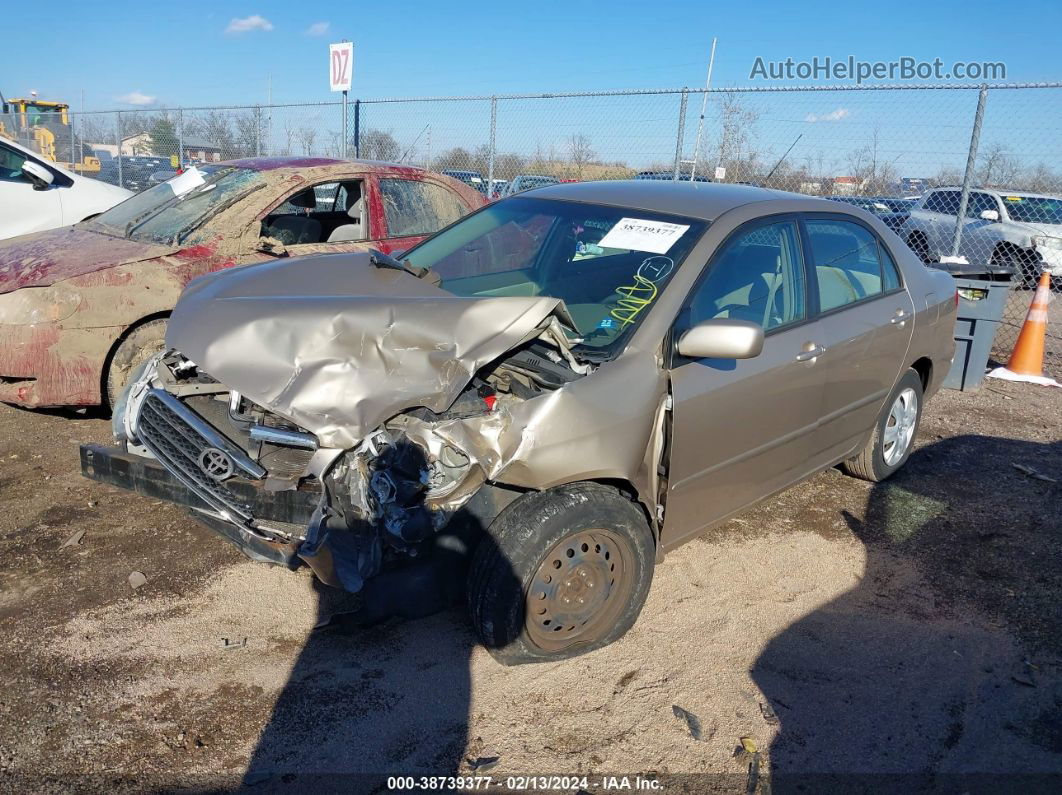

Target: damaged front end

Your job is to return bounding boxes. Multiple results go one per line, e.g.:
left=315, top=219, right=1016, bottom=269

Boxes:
left=82, top=297, right=591, bottom=602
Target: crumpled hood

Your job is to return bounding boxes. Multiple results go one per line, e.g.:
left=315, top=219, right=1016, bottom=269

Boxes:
left=0, top=226, right=176, bottom=293
left=167, top=252, right=574, bottom=449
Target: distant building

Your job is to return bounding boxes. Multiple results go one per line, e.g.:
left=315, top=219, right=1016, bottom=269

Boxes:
left=831, top=176, right=865, bottom=195
left=114, top=132, right=222, bottom=161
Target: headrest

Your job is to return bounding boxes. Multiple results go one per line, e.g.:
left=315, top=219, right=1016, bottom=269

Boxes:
left=287, top=189, right=316, bottom=209
left=347, top=197, right=363, bottom=220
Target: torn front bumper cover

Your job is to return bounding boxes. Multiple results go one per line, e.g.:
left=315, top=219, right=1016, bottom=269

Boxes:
left=80, top=443, right=317, bottom=567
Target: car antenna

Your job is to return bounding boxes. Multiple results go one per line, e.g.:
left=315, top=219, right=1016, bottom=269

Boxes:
left=763, top=134, right=803, bottom=186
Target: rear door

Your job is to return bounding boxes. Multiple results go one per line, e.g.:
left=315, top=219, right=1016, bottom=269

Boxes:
left=664, top=217, right=827, bottom=547
left=374, top=177, right=473, bottom=256
left=801, top=215, right=915, bottom=463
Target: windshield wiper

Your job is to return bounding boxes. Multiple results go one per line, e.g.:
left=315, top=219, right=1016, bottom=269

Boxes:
left=369, top=249, right=440, bottom=284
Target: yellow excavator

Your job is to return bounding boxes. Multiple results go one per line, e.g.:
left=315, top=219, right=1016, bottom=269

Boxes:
left=0, top=92, right=101, bottom=173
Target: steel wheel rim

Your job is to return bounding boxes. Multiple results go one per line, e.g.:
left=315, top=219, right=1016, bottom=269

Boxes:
left=882, top=387, right=918, bottom=466
left=525, top=528, right=633, bottom=652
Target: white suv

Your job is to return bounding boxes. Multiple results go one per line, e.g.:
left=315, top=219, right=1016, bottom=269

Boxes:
left=900, top=187, right=1062, bottom=286
left=0, top=137, right=132, bottom=240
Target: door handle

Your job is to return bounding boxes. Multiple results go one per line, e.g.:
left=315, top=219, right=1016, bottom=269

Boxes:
left=890, top=309, right=911, bottom=325
left=795, top=344, right=826, bottom=362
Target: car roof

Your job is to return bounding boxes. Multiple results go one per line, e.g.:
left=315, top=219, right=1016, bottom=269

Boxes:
left=526, top=179, right=808, bottom=221
left=928, top=186, right=1057, bottom=199
left=221, top=156, right=433, bottom=174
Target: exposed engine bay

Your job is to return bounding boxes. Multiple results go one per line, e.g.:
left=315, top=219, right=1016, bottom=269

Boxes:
left=117, top=329, right=591, bottom=594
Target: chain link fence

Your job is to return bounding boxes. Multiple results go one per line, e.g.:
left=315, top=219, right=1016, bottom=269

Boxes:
left=57, top=83, right=1062, bottom=367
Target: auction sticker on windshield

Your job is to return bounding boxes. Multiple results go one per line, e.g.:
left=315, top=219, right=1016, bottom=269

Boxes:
left=599, top=218, right=690, bottom=254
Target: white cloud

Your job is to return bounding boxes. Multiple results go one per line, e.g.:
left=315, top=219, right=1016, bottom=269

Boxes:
left=116, top=90, right=157, bottom=106
left=805, top=107, right=850, bottom=123
left=305, top=21, right=330, bottom=36
left=225, top=14, right=274, bottom=34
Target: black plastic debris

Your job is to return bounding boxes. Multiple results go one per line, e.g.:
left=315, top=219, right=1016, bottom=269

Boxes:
left=467, top=756, right=500, bottom=771
left=671, top=704, right=704, bottom=740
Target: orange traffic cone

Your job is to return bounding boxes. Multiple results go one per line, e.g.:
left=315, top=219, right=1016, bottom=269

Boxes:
left=1006, top=272, right=1052, bottom=377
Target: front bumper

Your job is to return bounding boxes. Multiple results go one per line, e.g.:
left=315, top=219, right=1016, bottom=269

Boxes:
left=0, top=323, right=111, bottom=407
left=80, top=443, right=319, bottom=566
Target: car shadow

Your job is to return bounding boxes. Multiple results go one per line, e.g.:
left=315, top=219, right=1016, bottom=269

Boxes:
left=751, top=434, right=1062, bottom=792
left=241, top=468, right=520, bottom=790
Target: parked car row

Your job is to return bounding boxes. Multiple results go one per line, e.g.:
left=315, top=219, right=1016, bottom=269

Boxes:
left=0, top=170, right=959, bottom=663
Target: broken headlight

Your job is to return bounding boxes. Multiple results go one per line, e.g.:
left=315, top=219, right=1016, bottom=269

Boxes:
left=0, top=285, right=82, bottom=326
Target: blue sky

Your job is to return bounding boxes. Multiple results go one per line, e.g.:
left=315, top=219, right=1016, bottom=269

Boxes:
left=2, top=1, right=1059, bottom=176
left=3, top=0, right=1057, bottom=108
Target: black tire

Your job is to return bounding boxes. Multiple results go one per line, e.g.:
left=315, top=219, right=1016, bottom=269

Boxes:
left=467, top=482, right=655, bottom=665
left=104, top=318, right=168, bottom=409
left=991, top=246, right=1038, bottom=288
left=842, top=369, right=924, bottom=482
left=907, top=232, right=931, bottom=264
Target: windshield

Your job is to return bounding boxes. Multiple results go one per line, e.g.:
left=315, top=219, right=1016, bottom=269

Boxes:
left=89, top=165, right=266, bottom=245
left=405, top=196, right=706, bottom=352
left=1003, top=195, right=1062, bottom=225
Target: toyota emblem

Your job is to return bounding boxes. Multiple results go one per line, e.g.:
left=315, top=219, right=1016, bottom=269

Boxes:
left=197, top=447, right=234, bottom=480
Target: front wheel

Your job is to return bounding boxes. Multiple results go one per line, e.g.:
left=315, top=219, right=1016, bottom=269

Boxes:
left=104, top=318, right=168, bottom=409
left=467, top=482, right=655, bottom=665
left=842, top=368, right=923, bottom=482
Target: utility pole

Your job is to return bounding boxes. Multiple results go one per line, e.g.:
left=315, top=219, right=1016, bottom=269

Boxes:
left=689, top=37, right=717, bottom=182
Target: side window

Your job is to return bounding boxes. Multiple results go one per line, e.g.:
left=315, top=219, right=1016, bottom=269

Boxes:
left=688, top=221, right=805, bottom=331
left=0, top=144, right=28, bottom=182
left=271, top=182, right=340, bottom=216
left=805, top=219, right=885, bottom=311
left=380, top=179, right=467, bottom=238
left=965, top=192, right=996, bottom=218
left=879, top=242, right=901, bottom=291
left=924, top=190, right=961, bottom=215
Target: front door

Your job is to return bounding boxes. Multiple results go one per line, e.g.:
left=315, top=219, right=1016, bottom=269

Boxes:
left=663, top=218, right=826, bottom=549
left=0, top=143, right=62, bottom=238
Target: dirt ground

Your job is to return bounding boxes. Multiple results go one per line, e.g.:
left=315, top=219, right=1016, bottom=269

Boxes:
left=0, top=372, right=1060, bottom=792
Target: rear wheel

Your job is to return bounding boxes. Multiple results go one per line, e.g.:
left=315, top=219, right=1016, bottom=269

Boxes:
left=104, top=318, right=168, bottom=409
left=842, top=368, right=923, bottom=482
left=467, top=482, right=655, bottom=665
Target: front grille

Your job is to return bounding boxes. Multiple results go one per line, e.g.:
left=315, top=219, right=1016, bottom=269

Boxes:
left=136, top=389, right=263, bottom=522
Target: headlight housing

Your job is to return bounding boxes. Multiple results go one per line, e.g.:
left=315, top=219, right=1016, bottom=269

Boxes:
left=1033, top=235, right=1062, bottom=251
left=0, top=285, right=83, bottom=326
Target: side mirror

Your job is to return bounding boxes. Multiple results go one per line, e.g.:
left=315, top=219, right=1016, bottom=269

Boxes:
left=980, top=209, right=1000, bottom=222
left=676, top=318, right=764, bottom=360
left=21, top=161, right=54, bottom=190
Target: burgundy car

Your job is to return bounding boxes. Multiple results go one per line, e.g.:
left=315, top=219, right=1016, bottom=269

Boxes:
left=0, top=157, right=485, bottom=408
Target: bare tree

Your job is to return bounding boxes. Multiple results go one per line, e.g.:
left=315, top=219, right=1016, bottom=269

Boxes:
left=188, top=110, right=237, bottom=159
left=233, top=108, right=268, bottom=158
left=567, top=134, right=595, bottom=180
left=715, top=92, right=760, bottom=181
left=977, top=143, right=1021, bottom=188
left=357, top=129, right=400, bottom=161
left=296, top=127, right=317, bottom=156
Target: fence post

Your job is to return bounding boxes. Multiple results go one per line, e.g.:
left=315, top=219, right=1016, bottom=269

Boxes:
left=254, top=106, right=261, bottom=157
left=487, top=96, right=497, bottom=194
left=951, top=85, right=989, bottom=259
left=353, top=99, right=360, bottom=158
left=115, top=111, right=123, bottom=189
left=341, top=91, right=348, bottom=159
left=70, top=116, right=76, bottom=172
left=177, top=108, right=184, bottom=168
left=672, top=88, right=689, bottom=181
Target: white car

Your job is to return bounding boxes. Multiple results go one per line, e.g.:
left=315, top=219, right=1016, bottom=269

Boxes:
left=0, top=136, right=132, bottom=240
left=900, top=187, right=1062, bottom=286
